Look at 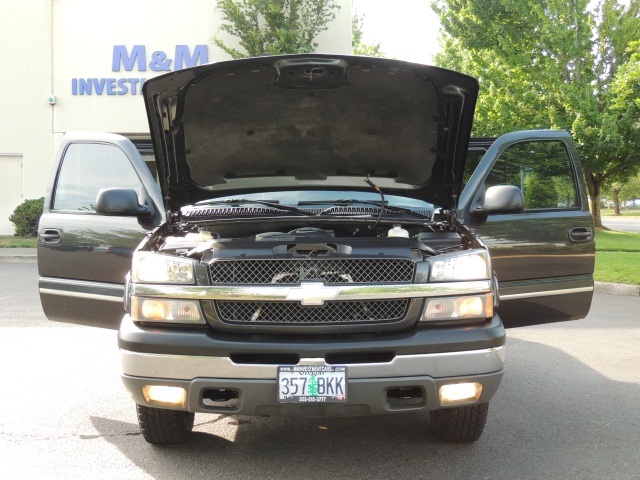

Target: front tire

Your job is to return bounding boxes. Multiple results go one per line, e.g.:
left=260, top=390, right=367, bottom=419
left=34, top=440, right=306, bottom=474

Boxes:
left=136, top=404, right=195, bottom=444
left=429, top=402, right=489, bottom=443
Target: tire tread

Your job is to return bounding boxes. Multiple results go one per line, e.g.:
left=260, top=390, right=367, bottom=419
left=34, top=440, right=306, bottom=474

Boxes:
left=136, top=404, right=195, bottom=445
left=429, top=402, right=489, bottom=443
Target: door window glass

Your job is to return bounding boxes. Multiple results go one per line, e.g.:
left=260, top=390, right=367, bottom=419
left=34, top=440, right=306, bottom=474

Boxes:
left=463, top=147, right=487, bottom=189
left=141, top=153, right=158, bottom=181
left=53, top=143, right=141, bottom=212
left=486, top=140, right=578, bottom=209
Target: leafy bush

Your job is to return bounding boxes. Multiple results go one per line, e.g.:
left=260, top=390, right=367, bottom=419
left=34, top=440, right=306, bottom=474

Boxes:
left=9, top=197, right=44, bottom=237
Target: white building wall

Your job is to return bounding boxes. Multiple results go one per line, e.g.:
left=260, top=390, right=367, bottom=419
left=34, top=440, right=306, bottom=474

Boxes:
left=0, top=0, right=53, bottom=235
left=0, top=0, right=352, bottom=235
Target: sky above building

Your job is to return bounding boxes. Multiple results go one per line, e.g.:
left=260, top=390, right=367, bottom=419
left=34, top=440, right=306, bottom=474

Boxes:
left=352, top=0, right=441, bottom=64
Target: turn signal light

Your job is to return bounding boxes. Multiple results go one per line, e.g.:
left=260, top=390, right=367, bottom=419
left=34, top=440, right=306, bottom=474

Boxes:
left=422, top=294, right=493, bottom=322
left=131, top=297, right=205, bottom=324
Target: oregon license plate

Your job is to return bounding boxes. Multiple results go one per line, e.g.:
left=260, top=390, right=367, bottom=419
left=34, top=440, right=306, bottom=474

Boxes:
left=277, top=365, right=347, bottom=403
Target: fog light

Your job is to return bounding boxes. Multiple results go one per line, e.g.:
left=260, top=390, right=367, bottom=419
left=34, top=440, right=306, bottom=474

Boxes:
left=142, top=385, right=187, bottom=408
left=439, top=382, right=483, bottom=406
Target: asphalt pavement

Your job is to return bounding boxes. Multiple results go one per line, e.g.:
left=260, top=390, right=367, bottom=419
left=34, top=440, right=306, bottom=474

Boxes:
left=601, top=215, right=640, bottom=233
left=0, top=263, right=638, bottom=480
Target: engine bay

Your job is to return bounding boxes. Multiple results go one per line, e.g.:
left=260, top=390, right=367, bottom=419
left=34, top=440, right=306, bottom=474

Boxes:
left=147, top=220, right=473, bottom=263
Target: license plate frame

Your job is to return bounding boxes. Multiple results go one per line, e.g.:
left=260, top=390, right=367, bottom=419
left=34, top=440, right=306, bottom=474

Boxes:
left=277, top=365, right=347, bottom=403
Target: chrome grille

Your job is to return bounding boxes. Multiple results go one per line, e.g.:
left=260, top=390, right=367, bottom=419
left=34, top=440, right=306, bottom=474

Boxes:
left=215, top=300, right=409, bottom=324
left=209, top=258, right=414, bottom=285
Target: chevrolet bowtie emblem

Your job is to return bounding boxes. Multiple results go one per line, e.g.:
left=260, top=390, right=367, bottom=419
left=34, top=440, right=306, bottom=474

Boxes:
left=286, top=282, right=340, bottom=306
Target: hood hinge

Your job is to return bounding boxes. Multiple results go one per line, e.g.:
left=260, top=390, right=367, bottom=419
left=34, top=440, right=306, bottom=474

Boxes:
left=165, top=208, right=180, bottom=226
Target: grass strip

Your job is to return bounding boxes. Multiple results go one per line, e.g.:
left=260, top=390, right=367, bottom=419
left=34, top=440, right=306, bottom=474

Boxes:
left=595, top=252, right=640, bottom=285
left=600, top=209, right=640, bottom=217
left=595, top=229, right=640, bottom=252
left=0, top=236, right=38, bottom=248
left=594, top=230, right=640, bottom=284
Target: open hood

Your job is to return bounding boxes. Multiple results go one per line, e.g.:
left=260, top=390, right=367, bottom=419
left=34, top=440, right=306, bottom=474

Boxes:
left=143, top=54, right=478, bottom=212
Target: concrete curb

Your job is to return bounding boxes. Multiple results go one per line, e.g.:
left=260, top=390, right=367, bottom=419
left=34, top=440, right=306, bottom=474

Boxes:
left=594, top=281, right=640, bottom=297
left=2, top=249, right=639, bottom=296
left=0, top=248, right=37, bottom=263
left=0, top=256, right=37, bottom=263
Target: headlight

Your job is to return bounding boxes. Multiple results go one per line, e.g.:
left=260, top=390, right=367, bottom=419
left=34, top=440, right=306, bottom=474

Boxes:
left=429, top=250, right=490, bottom=282
left=421, top=293, right=493, bottom=322
left=131, top=297, right=205, bottom=324
left=132, top=252, right=195, bottom=284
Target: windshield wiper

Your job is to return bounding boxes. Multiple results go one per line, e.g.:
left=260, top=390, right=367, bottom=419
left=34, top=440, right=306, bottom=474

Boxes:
left=297, top=199, right=431, bottom=220
left=196, top=198, right=312, bottom=216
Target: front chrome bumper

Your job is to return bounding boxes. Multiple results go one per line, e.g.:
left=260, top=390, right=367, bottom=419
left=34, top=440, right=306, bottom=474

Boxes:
left=120, top=345, right=505, bottom=416
left=121, top=346, right=505, bottom=380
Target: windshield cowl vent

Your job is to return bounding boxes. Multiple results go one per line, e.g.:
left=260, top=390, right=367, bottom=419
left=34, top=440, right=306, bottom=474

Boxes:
left=304, top=206, right=433, bottom=218
left=181, top=206, right=289, bottom=219
left=320, top=206, right=387, bottom=216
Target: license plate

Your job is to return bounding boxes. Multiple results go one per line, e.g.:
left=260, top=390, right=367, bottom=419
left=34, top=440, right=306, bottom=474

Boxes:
left=278, top=365, right=347, bottom=403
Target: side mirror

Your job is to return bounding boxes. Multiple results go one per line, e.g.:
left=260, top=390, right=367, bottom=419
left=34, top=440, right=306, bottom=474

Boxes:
left=472, top=185, right=524, bottom=216
left=95, top=188, right=154, bottom=218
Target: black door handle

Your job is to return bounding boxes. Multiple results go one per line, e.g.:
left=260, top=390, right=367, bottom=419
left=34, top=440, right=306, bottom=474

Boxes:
left=40, top=229, right=62, bottom=245
left=568, top=227, right=592, bottom=243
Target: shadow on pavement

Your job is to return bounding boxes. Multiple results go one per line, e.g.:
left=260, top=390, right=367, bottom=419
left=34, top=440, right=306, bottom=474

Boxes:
left=91, top=337, right=640, bottom=480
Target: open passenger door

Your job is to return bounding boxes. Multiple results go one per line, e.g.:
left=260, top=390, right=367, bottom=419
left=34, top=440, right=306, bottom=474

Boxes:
left=459, top=130, right=595, bottom=328
left=38, top=133, right=163, bottom=328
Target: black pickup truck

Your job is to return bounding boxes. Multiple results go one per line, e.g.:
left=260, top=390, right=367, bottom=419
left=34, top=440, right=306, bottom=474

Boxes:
left=37, top=54, right=594, bottom=444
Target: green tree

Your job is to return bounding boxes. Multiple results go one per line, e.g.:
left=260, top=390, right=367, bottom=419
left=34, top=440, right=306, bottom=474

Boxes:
left=433, top=0, right=640, bottom=227
left=213, top=0, right=340, bottom=58
left=573, top=5, right=640, bottom=226
left=622, top=174, right=640, bottom=207
left=604, top=172, right=640, bottom=212
left=604, top=180, right=625, bottom=214
left=352, top=14, right=385, bottom=57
